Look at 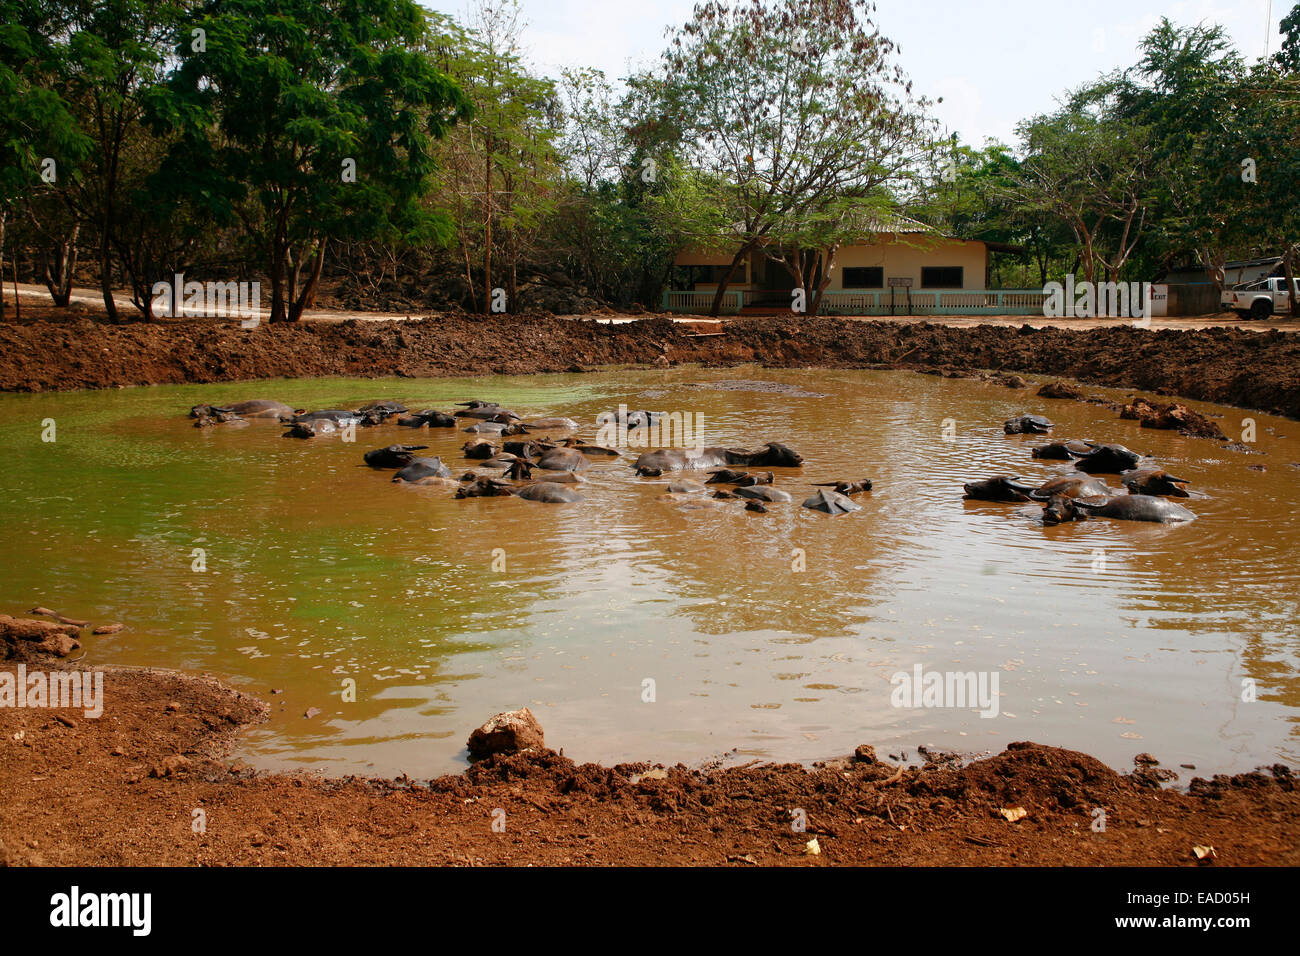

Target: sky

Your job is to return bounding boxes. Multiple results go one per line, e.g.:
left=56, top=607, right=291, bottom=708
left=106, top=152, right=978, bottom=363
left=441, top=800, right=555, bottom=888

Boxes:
left=420, top=0, right=1289, bottom=148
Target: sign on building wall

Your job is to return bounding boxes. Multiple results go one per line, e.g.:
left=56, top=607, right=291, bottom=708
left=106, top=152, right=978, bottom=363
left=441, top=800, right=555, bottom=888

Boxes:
left=1148, top=284, right=1168, bottom=317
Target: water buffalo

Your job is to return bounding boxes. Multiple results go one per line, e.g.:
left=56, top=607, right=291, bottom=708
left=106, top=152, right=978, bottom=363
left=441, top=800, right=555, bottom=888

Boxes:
left=1070, top=442, right=1143, bottom=474
left=392, top=457, right=453, bottom=483
left=1031, top=440, right=1093, bottom=460
left=286, top=409, right=363, bottom=426
left=665, top=479, right=706, bottom=494
left=963, top=476, right=1038, bottom=502
left=517, top=482, right=584, bottom=503
left=706, top=469, right=774, bottom=487
left=364, top=444, right=430, bottom=468
left=191, top=400, right=294, bottom=420
left=535, top=447, right=589, bottom=472
left=456, top=476, right=515, bottom=497
left=398, top=410, right=456, bottom=428
left=284, top=419, right=342, bottom=439
left=523, top=418, right=580, bottom=430
left=598, top=409, right=661, bottom=430
left=194, top=410, right=248, bottom=428
left=463, top=439, right=497, bottom=460
left=965, top=474, right=1110, bottom=502
left=705, top=469, right=747, bottom=484
left=813, top=479, right=873, bottom=495
left=634, top=442, right=803, bottom=476
left=733, top=486, right=793, bottom=503
left=455, top=401, right=521, bottom=421
left=1042, top=494, right=1196, bottom=525
left=464, top=419, right=527, bottom=436
left=802, top=489, right=860, bottom=515
left=1004, top=415, right=1054, bottom=435
left=560, top=438, right=620, bottom=457
left=504, top=440, right=554, bottom=459
left=477, top=454, right=519, bottom=468
left=455, top=477, right=582, bottom=503
left=1026, top=474, right=1111, bottom=501
left=634, top=448, right=727, bottom=476
left=731, top=443, right=803, bottom=468
left=1120, top=467, right=1190, bottom=497
left=357, top=401, right=408, bottom=425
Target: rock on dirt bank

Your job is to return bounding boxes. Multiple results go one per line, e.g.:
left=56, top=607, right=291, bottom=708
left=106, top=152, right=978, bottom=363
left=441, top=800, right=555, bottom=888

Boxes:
left=2, top=315, right=1299, bottom=419
left=0, top=658, right=1295, bottom=866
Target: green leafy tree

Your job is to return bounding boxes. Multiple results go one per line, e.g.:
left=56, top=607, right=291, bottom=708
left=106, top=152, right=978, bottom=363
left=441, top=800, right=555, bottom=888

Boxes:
left=640, top=0, right=934, bottom=316
left=148, top=0, right=470, bottom=322
left=911, top=140, right=1074, bottom=287
left=1277, top=2, right=1300, bottom=73
left=1014, top=87, right=1158, bottom=286
left=1110, top=20, right=1251, bottom=290
left=427, top=0, right=559, bottom=314
left=1264, top=5, right=1300, bottom=313
left=0, top=1, right=93, bottom=317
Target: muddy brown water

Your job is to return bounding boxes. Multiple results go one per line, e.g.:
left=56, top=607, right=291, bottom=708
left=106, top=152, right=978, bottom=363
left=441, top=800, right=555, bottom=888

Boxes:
left=0, top=368, right=1296, bottom=778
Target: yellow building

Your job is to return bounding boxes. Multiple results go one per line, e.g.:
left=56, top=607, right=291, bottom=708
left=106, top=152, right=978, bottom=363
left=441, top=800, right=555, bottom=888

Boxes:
left=664, top=218, right=1025, bottom=315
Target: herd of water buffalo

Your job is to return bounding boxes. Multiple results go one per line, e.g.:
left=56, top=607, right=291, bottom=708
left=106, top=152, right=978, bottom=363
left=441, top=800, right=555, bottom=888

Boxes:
left=188, top=398, right=865, bottom=513
left=188, top=400, right=1196, bottom=523
left=964, top=414, right=1197, bottom=524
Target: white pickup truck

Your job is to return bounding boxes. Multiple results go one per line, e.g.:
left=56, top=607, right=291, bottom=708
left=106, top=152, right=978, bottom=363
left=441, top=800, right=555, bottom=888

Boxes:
left=1222, top=276, right=1297, bottom=319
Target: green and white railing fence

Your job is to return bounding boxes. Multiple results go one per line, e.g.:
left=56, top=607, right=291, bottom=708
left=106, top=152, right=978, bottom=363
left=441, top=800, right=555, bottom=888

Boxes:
left=661, top=288, right=1051, bottom=316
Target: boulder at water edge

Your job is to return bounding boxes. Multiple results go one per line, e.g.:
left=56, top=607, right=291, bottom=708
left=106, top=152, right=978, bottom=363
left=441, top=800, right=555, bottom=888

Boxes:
left=467, top=707, right=545, bottom=758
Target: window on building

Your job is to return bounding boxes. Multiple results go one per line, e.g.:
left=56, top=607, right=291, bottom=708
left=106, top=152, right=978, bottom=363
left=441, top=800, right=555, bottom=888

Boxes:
left=921, top=267, right=964, bottom=289
left=841, top=267, right=884, bottom=288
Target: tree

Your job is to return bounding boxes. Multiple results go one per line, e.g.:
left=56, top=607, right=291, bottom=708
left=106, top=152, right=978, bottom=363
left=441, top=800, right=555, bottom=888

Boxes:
left=1110, top=20, right=1251, bottom=290
left=57, top=0, right=185, bottom=320
left=1277, top=2, right=1300, bottom=73
left=1257, top=6, right=1300, bottom=314
left=639, top=0, right=933, bottom=316
left=0, top=0, right=93, bottom=318
left=911, top=140, right=1074, bottom=287
left=149, top=0, right=470, bottom=322
left=427, top=0, right=559, bottom=314
left=1015, top=87, right=1158, bottom=286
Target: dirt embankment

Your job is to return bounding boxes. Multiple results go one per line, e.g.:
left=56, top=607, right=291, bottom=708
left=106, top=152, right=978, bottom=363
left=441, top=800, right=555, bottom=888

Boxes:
left=0, top=651, right=1294, bottom=867
left=2, top=314, right=1299, bottom=419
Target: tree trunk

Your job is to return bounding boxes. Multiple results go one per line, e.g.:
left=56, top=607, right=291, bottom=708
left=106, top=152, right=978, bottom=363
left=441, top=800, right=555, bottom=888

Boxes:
left=0, top=209, right=6, bottom=321
left=43, top=224, right=79, bottom=307
left=460, top=237, right=478, bottom=313
left=270, top=212, right=289, bottom=322
left=296, top=240, right=326, bottom=314
left=292, top=238, right=327, bottom=317
left=286, top=246, right=301, bottom=318
left=96, top=212, right=118, bottom=322
left=1202, top=248, right=1226, bottom=293
left=809, top=244, right=841, bottom=317
left=483, top=136, right=492, bottom=315
left=708, top=244, right=752, bottom=317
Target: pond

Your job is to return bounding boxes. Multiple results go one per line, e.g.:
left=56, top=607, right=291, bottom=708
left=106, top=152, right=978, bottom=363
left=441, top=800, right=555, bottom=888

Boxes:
left=0, top=367, right=1296, bottom=778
